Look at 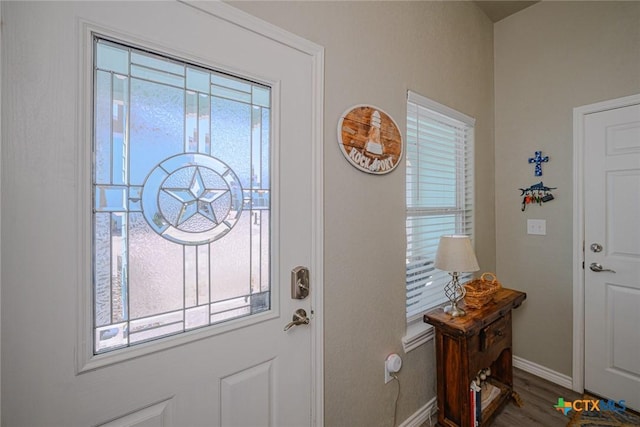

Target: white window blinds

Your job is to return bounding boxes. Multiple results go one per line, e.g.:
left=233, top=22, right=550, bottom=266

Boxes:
left=405, top=91, right=475, bottom=320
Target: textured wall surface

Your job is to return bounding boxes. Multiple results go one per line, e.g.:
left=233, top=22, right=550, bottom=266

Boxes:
left=495, top=1, right=640, bottom=376
left=231, top=2, right=494, bottom=425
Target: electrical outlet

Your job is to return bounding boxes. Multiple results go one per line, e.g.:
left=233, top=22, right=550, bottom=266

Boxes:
left=527, top=219, right=546, bottom=235
left=384, top=354, right=402, bottom=384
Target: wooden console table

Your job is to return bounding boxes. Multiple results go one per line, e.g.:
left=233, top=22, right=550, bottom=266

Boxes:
left=424, top=288, right=526, bottom=427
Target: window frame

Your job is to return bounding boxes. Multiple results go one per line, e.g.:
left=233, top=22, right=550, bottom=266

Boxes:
left=403, top=90, right=475, bottom=351
left=78, top=26, right=284, bottom=372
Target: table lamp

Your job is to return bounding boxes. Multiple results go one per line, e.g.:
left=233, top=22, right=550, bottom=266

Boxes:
left=434, top=235, right=480, bottom=317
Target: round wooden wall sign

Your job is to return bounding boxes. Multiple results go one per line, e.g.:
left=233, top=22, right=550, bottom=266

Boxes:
left=338, top=105, right=403, bottom=175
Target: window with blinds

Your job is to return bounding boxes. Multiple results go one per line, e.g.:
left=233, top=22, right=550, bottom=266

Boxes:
left=405, top=91, right=475, bottom=320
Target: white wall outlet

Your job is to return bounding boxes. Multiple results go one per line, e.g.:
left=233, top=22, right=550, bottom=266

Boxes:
left=384, top=353, right=402, bottom=384
left=527, top=219, right=546, bottom=235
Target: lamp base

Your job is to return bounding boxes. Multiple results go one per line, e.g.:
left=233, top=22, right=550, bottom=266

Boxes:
left=444, top=303, right=466, bottom=317
left=443, top=271, right=467, bottom=317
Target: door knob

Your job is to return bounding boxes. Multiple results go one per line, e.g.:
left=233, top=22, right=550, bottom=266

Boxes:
left=589, top=262, right=616, bottom=273
left=284, top=308, right=310, bottom=331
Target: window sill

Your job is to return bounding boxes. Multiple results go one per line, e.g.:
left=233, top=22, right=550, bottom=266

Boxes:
left=402, top=320, right=434, bottom=353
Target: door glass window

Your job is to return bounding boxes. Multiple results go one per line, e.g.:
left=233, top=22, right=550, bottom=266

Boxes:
left=93, top=38, right=271, bottom=354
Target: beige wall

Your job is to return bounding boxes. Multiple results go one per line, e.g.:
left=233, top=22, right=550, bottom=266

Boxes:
left=495, top=2, right=640, bottom=376
left=231, top=1, right=494, bottom=425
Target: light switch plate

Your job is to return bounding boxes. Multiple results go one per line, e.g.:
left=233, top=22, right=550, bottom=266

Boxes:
left=527, top=219, right=546, bottom=235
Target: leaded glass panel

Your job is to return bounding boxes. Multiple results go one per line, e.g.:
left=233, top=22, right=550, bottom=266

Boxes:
left=93, top=38, right=271, bottom=354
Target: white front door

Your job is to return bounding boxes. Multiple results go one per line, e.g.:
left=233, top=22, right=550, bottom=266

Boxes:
left=584, top=99, right=640, bottom=411
left=1, top=2, right=323, bottom=426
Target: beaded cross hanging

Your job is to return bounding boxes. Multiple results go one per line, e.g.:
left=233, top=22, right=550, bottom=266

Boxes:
left=528, top=151, right=549, bottom=176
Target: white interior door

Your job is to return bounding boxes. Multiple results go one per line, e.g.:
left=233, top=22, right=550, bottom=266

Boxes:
left=1, top=2, right=322, bottom=426
left=584, top=100, right=640, bottom=411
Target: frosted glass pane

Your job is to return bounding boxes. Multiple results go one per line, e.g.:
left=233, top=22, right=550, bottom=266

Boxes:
left=112, top=75, right=128, bottom=185
left=128, top=311, right=184, bottom=344
left=130, top=323, right=183, bottom=344
left=111, top=213, right=128, bottom=323
left=252, top=86, right=270, bottom=108
left=95, top=71, right=111, bottom=184
left=249, top=190, right=269, bottom=210
left=199, top=94, right=211, bottom=154
left=251, top=292, right=270, bottom=314
left=95, top=322, right=128, bottom=353
left=212, top=85, right=252, bottom=103
left=129, top=311, right=183, bottom=334
left=211, top=97, right=251, bottom=187
left=211, top=296, right=249, bottom=314
left=95, top=186, right=127, bottom=211
left=210, top=214, right=251, bottom=301
left=128, top=213, right=183, bottom=319
left=184, top=246, right=197, bottom=308
left=210, top=296, right=251, bottom=324
left=211, top=307, right=251, bottom=324
left=94, top=213, right=111, bottom=327
left=260, top=211, right=270, bottom=292
left=261, top=108, right=270, bottom=190
left=187, top=67, right=209, bottom=93
left=129, top=186, right=142, bottom=211
left=252, top=107, right=262, bottom=188
left=251, top=211, right=261, bottom=294
left=197, top=244, right=210, bottom=305
left=96, top=42, right=128, bottom=74
left=211, top=74, right=251, bottom=93
left=185, top=91, right=198, bottom=152
left=129, top=79, right=183, bottom=185
left=185, top=306, right=209, bottom=330
left=132, top=51, right=184, bottom=76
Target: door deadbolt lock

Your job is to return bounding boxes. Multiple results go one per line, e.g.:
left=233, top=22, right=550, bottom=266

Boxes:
left=291, top=266, right=309, bottom=299
left=590, top=243, right=603, bottom=253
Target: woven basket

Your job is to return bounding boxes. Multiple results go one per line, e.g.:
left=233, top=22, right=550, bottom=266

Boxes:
left=463, top=272, right=501, bottom=308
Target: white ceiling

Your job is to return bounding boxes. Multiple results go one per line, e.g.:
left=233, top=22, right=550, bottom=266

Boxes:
left=474, top=1, right=539, bottom=22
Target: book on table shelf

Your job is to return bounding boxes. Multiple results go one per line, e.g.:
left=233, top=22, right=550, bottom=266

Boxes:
left=481, top=382, right=502, bottom=410
left=470, top=381, right=481, bottom=426
left=470, top=381, right=502, bottom=426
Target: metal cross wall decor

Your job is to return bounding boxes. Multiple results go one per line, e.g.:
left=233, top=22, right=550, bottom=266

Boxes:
left=528, top=151, right=549, bottom=176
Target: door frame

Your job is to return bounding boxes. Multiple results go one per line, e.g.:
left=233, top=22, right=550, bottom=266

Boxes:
left=572, top=93, right=640, bottom=394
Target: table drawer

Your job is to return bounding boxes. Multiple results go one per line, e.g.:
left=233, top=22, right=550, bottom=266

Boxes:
left=480, top=314, right=509, bottom=352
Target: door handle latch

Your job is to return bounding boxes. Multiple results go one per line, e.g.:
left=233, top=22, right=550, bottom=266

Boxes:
left=284, top=309, right=310, bottom=331
left=589, top=262, right=616, bottom=273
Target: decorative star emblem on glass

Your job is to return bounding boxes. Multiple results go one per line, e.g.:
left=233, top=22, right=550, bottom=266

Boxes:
left=163, top=167, right=229, bottom=226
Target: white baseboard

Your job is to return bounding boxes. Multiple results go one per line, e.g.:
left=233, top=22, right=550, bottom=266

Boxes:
left=399, top=396, right=437, bottom=427
left=513, top=356, right=573, bottom=390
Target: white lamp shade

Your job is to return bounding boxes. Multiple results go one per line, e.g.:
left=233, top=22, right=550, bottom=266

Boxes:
left=434, top=235, right=480, bottom=273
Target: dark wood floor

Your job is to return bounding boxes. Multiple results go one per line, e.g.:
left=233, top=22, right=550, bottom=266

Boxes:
left=422, top=368, right=582, bottom=427
left=492, top=368, right=581, bottom=426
